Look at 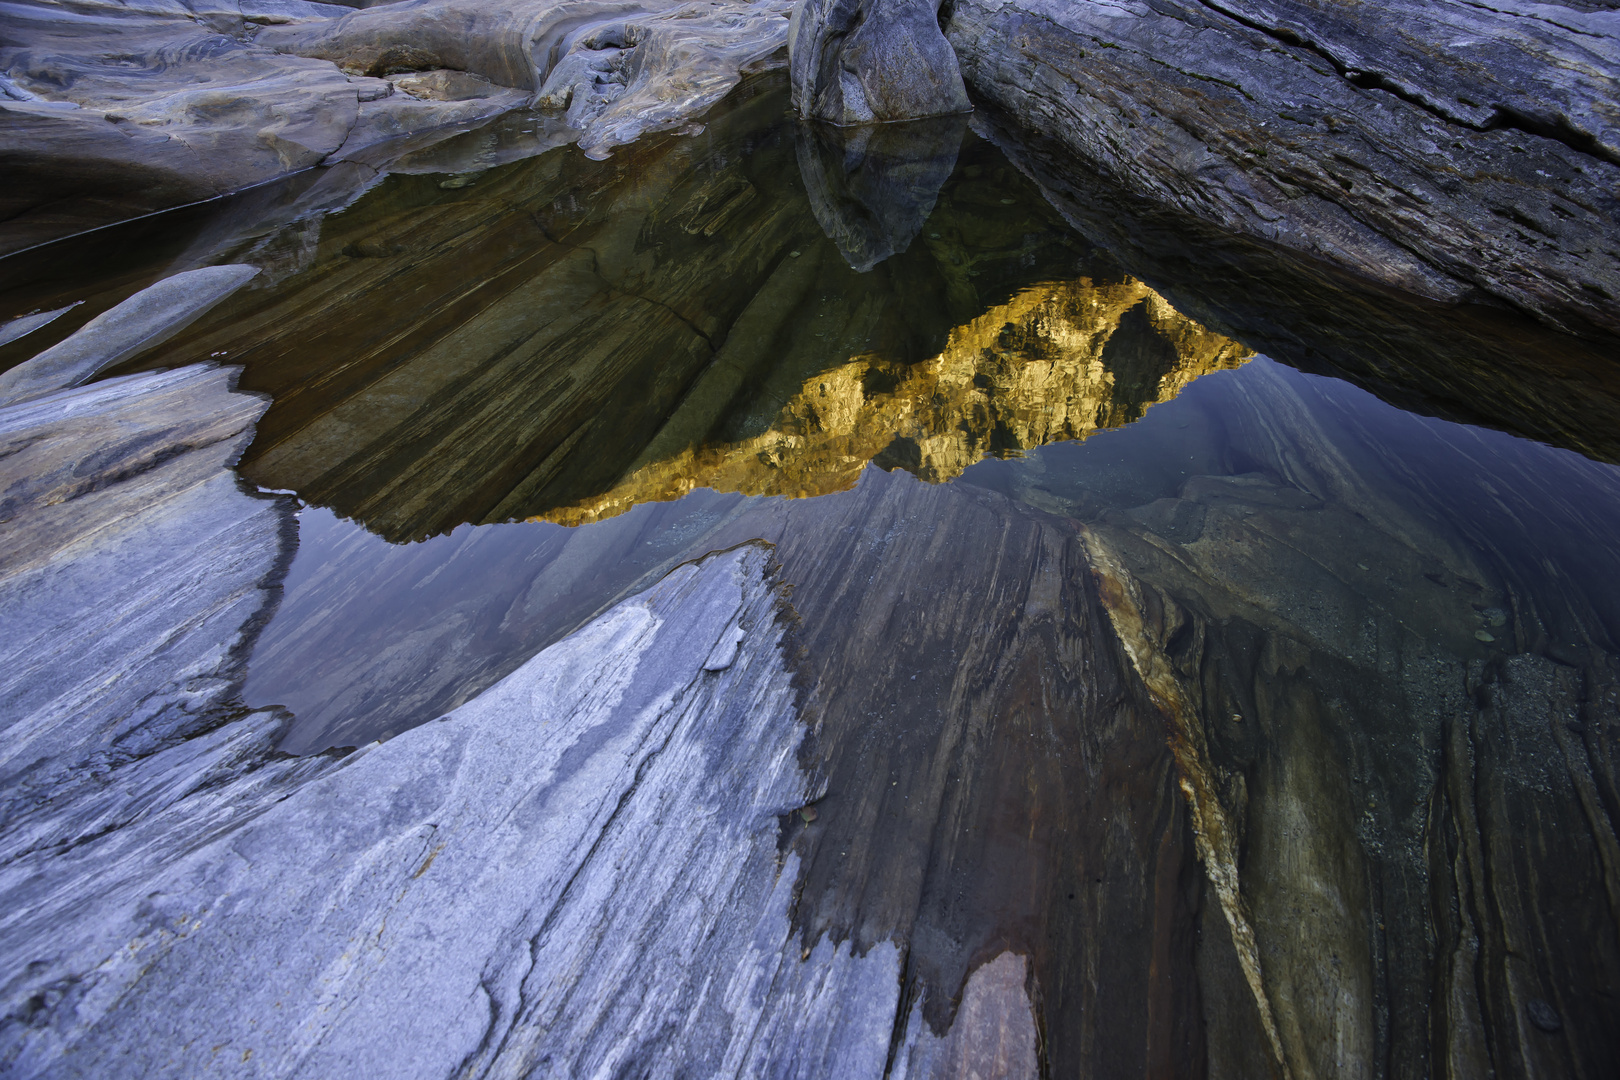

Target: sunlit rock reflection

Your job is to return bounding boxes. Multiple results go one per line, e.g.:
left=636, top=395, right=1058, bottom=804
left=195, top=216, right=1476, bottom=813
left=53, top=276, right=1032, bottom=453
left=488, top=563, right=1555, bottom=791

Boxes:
left=539, top=277, right=1250, bottom=525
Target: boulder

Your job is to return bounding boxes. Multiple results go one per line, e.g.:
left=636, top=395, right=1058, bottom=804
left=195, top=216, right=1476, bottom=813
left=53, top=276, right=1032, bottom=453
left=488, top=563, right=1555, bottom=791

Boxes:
left=946, top=0, right=1620, bottom=340
left=788, top=0, right=969, bottom=122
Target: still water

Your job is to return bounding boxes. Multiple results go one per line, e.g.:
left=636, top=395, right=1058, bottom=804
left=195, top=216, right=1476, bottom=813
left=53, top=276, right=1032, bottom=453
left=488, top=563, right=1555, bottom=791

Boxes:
left=4, top=70, right=1620, bottom=1075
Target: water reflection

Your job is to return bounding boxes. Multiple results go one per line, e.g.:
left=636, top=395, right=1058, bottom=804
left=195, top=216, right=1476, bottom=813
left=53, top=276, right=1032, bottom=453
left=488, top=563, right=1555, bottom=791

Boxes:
left=796, top=114, right=966, bottom=272
left=3, top=68, right=1619, bottom=1079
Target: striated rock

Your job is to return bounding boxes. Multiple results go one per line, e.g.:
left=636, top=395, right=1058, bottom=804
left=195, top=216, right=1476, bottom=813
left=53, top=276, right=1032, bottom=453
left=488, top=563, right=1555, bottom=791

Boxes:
left=0, top=0, right=528, bottom=254
left=264, top=0, right=794, bottom=157
left=966, top=357, right=1620, bottom=1076
left=0, top=543, right=918, bottom=1079
left=971, top=106, right=1620, bottom=466
left=788, top=0, right=969, bottom=122
left=540, top=276, right=1249, bottom=526
left=0, top=362, right=328, bottom=1001
left=946, top=0, right=1620, bottom=340
left=0, top=266, right=258, bottom=406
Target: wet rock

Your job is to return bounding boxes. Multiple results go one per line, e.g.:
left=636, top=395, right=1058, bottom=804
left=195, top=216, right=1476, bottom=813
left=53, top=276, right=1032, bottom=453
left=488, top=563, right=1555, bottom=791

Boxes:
left=0, top=266, right=258, bottom=406
left=788, top=0, right=969, bottom=123
left=0, top=544, right=917, bottom=1079
left=969, top=357, right=1620, bottom=1078
left=946, top=0, right=1620, bottom=339
left=797, top=113, right=966, bottom=271
left=971, top=107, right=1620, bottom=465
left=0, top=363, right=319, bottom=945
left=0, top=303, right=79, bottom=350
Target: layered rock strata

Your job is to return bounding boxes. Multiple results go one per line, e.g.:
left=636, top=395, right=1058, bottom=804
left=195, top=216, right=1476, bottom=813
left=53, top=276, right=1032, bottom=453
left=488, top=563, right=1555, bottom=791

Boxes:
left=966, top=357, right=1620, bottom=1077
left=0, top=362, right=1055, bottom=1077
left=970, top=106, right=1620, bottom=465
left=945, top=0, right=1620, bottom=340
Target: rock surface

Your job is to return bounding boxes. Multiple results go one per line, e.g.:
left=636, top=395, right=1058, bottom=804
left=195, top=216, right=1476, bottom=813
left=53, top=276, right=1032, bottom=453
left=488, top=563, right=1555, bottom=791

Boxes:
left=967, top=357, right=1620, bottom=1077
left=947, top=0, right=1620, bottom=340
left=0, top=0, right=791, bottom=251
left=0, top=266, right=258, bottom=406
left=788, top=0, right=969, bottom=122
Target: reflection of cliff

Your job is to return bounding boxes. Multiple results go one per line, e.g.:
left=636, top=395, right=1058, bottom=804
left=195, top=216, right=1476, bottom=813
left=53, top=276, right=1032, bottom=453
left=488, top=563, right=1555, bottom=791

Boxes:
left=110, top=77, right=1105, bottom=543
left=539, top=279, right=1249, bottom=525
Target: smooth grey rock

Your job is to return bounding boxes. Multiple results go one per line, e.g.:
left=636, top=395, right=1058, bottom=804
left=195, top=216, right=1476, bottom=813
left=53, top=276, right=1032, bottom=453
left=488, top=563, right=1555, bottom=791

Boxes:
left=3, top=0, right=775, bottom=248
left=947, top=0, right=1620, bottom=338
left=0, top=541, right=912, bottom=1079
left=0, top=266, right=259, bottom=406
left=0, top=302, right=79, bottom=349
left=788, top=0, right=969, bottom=122
left=266, top=0, right=793, bottom=158
left=797, top=112, right=965, bottom=270
left=0, top=364, right=298, bottom=856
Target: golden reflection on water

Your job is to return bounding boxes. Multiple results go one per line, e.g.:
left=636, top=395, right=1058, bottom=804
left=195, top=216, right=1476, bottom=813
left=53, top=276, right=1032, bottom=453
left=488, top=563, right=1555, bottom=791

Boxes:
left=535, top=277, right=1252, bottom=526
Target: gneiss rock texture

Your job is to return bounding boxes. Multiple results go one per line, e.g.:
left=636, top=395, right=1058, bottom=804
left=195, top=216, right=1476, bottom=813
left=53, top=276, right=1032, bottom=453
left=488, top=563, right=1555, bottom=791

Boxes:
left=0, top=359, right=992, bottom=1078
left=0, top=0, right=790, bottom=253
left=945, top=0, right=1620, bottom=341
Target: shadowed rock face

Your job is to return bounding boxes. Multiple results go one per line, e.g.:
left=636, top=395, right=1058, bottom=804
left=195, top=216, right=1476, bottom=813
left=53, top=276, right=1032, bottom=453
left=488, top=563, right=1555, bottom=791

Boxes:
left=946, top=0, right=1620, bottom=342
left=965, top=358, right=1620, bottom=1078
left=971, top=107, right=1620, bottom=467
left=788, top=0, right=969, bottom=122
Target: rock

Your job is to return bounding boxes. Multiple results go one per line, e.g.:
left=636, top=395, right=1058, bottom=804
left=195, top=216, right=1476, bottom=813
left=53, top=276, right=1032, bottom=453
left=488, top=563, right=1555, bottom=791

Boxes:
left=964, top=356, right=1620, bottom=1077
left=0, top=543, right=917, bottom=1080
left=891, top=952, right=1039, bottom=1080
left=969, top=105, right=1620, bottom=465
left=0, top=0, right=789, bottom=250
left=946, top=0, right=1620, bottom=340
left=0, top=303, right=79, bottom=350
left=0, top=266, right=259, bottom=406
left=0, top=363, right=316, bottom=924
left=788, top=0, right=969, bottom=122
left=259, top=0, right=793, bottom=156
left=797, top=112, right=967, bottom=271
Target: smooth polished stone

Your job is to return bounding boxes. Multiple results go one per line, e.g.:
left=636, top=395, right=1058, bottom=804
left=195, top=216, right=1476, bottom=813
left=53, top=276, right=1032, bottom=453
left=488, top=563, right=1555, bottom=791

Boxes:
left=0, top=266, right=258, bottom=406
